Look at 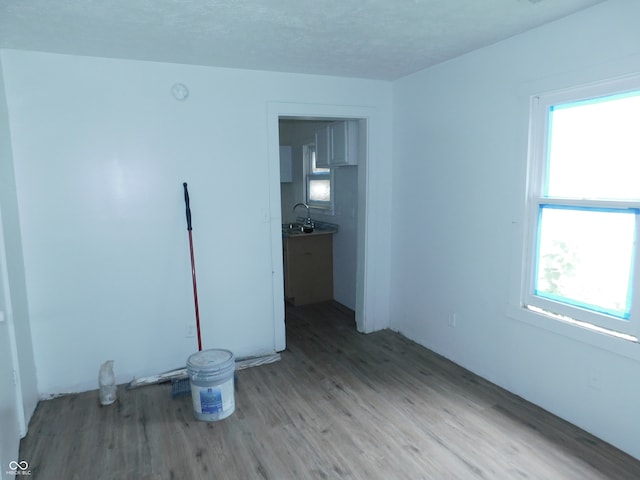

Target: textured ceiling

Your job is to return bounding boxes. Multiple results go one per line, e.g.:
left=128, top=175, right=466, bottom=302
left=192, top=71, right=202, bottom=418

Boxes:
left=0, top=0, right=605, bottom=80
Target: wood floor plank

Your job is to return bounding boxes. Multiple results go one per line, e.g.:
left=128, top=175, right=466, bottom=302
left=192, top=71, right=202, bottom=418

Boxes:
left=20, top=301, right=640, bottom=479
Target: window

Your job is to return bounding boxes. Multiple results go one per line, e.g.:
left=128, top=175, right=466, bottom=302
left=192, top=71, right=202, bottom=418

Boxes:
left=523, top=77, right=640, bottom=341
left=305, top=144, right=333, bottom=212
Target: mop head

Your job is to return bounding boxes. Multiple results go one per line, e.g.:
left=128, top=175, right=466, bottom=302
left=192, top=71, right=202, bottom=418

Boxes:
left=171, top=378, right=191, bottom=398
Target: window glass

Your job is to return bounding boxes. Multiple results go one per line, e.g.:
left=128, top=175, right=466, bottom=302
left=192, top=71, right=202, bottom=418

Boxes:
left=534, top=205, right=636, bottom=319
left=546, top=92, right=640, bottom=200
left=305, top=144, right=333, bottom=211
left=308, top=179, right=331, bottom=203
left=311, top=149, right=330, bottom=174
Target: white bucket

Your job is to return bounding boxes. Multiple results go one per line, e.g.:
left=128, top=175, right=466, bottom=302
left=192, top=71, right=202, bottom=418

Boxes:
left=186, top=349, right=235, bottom=421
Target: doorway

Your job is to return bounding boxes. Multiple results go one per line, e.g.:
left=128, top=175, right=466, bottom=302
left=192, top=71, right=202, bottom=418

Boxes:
left=266, top=103, right=370, bottom=351
left=278, top=118, right=360, bottom=312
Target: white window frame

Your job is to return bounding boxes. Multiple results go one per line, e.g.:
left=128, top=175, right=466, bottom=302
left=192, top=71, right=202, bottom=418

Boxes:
left=304, top=143, right=334, bottom=214
left=520, top=75, right=640, bottom=342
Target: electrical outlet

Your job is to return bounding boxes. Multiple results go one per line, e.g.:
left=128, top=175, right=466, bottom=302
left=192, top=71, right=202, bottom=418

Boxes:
left=448, top=313, right=457, bottom=328
left=185, top=324, right=196, bottom=338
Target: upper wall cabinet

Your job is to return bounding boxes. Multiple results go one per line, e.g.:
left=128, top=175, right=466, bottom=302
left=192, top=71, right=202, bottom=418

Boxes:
left=315, top=120, right=358, bottom=168
left=280, top=145, right=293, bottom=183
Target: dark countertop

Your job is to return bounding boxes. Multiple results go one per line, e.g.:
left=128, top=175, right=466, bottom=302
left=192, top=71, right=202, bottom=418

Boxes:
left=282, top=219, right=339, bottom=238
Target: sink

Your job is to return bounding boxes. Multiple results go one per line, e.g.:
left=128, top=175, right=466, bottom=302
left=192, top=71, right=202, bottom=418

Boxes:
left=282, top=220, right=339, bottom=237
left=283, top=223, right=313, bottom=235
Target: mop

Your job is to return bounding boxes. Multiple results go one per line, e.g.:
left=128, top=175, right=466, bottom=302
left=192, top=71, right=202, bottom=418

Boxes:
left=166, top=182, right=202, bottom=397
left=127, top=183, right=280, bottom=394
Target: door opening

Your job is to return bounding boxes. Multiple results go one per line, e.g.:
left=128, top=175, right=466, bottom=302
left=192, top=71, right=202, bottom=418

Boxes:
left=266, top=103, right=372, bottom=352
left=279, top=118, right=361, bottom=316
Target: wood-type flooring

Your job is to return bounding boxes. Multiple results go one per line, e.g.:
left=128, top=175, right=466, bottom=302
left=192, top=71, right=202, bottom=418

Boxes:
left=19, top=301, right=640, bottom=479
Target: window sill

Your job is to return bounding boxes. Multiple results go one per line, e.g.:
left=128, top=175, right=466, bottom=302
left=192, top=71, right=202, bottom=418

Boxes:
left=506, top=304, right=640, bottom=362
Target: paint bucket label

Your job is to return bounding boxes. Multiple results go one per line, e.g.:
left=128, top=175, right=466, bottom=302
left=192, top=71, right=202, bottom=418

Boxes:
left=191, top=377, right=234, bottom=415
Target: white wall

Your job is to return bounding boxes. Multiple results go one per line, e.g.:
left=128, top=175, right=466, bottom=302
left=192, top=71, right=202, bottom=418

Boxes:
left=0, top=58, right=19, bottom=479
left=0, top=214, right=20, bottom=480
left=0, top=57, right=38, bottom=478
left=391, top=0, right=640, bottom=460
left=0, top=49, right=393, bottom=395
left=279, top=120, right=358, bottom=309
left=321, top=164, right=358, bottom=309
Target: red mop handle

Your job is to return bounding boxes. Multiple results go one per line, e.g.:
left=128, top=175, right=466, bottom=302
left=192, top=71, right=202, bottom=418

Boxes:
left=183, top=182, right=202, bottom=351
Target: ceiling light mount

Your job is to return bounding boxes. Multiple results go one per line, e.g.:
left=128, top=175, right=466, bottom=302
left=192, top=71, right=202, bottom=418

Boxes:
left=171, top=83, right=189, bottom=101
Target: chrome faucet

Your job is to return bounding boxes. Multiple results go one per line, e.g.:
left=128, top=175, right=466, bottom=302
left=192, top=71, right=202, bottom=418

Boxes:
left=293, top=202, right=313, bottom=227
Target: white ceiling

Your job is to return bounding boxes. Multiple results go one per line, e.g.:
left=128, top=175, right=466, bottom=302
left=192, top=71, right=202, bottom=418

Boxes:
left=0, top=0, right=604, bottom=80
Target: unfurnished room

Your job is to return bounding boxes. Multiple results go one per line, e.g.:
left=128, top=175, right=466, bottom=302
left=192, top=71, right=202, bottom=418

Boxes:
left=1, top=1, right=640, bottom=479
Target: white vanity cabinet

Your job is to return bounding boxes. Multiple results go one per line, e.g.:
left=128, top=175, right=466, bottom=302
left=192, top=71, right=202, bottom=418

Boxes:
left=315, top=120, right=358, bottom=168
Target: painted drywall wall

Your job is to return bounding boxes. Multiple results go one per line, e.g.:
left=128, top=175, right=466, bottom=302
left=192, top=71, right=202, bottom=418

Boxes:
left=0, top=216, right=20, bottom=480
left=390, top=0, right=640, bottom=460
left=0, top=59, right=20, bottom=480
left=279, top=120, right=358, bottom=310
left=320, top=164, right=358, bottom=310
left=0, top=57, right=38, bottom=472
left=1, top=49, right=393, bottom=395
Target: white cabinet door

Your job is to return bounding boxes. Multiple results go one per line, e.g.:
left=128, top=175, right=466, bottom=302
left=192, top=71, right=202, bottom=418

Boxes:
left=315, top=126, right=331, bottom=168
left=314, top=121, right=358, bottom=168
left=331, top=121, right=348, bottom=165
left=336, top=120, right=359, bottom=166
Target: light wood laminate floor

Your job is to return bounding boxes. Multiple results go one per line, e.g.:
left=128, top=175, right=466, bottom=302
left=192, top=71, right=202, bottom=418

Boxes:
left=20, top=301, right=640, bottom=479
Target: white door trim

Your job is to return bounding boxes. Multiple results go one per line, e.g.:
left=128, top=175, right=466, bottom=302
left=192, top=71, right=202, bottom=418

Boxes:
left=0, top=204, right=27, bottom=436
